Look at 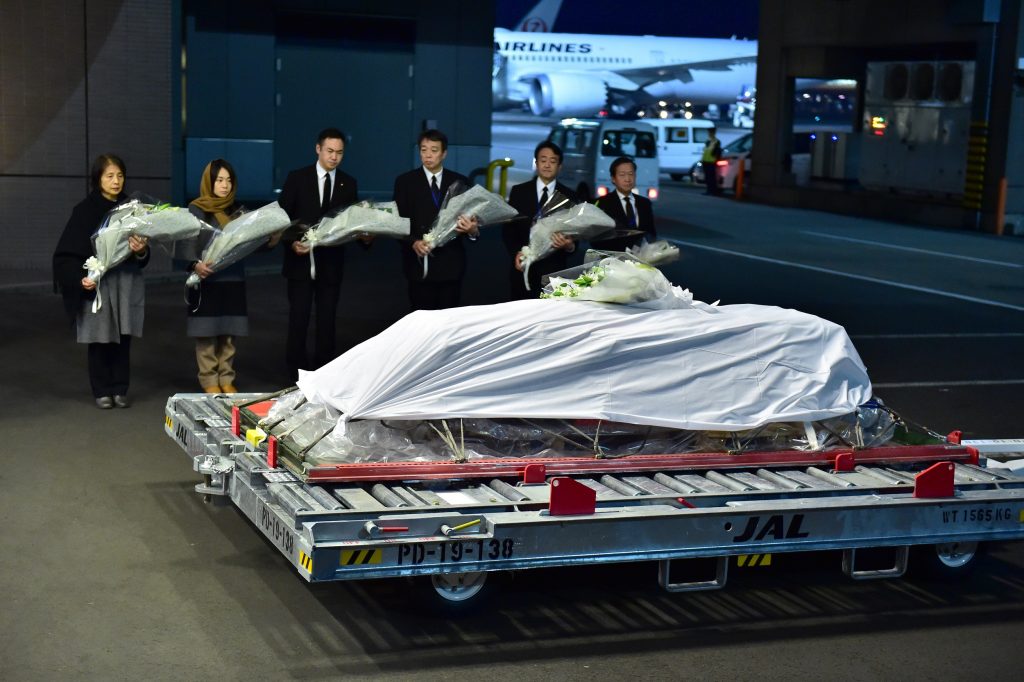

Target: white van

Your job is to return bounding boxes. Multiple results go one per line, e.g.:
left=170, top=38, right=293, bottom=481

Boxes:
left=641, top=117, right=715, bottom=181
left=547, top=118, right=659, bottom=202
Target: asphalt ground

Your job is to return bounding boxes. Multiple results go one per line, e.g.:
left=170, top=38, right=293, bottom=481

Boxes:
left=2, top=165, right=1024, bottom=679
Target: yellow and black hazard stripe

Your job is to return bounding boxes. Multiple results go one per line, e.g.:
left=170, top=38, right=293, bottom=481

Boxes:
left=340, top=549, right=383, bottom=566
left=736, top=553, right=772, bottom=567
left=963, top=121, right=987, bottom=210
left=298, top=551, right=314, bottom=573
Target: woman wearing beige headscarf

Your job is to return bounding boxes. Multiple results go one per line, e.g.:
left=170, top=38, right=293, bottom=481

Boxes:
left=180, top=159, right=248, bottom=393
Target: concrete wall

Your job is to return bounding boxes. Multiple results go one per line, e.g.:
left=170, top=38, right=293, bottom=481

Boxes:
left=0, top=0, right=172, bottom=280
left=179, top=0, right=494, bottom=203
left=0, top=0, right=495, bottom=280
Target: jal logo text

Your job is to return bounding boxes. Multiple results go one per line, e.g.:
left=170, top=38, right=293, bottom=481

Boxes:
left=732, top=514, right=810, bottom=543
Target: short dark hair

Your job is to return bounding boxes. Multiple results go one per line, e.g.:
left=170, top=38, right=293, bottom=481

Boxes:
left=534, top=140, right=563, bottom=164
left=207, top=158, right=237, bottom=191
left=317, top=128, right=346, bottom=146
left=90, top=154, right=126, bottom=192
left=610, top=156, right=636, bottom=176
left=418, top=129, right=448, bottom=152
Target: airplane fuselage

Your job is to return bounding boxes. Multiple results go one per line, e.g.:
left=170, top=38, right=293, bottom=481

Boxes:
left=493, top=28, right=758, bottom=114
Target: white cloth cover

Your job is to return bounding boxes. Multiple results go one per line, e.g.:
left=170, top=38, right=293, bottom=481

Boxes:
left=297, top=299, right=872, bottom=432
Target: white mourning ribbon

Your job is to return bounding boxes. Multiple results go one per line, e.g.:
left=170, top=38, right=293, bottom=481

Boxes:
left=520, top=246, right=537, bottom=292
left=304, top=227, right=321, bottom=279
left=420, top=233, right=438, bottom=279
left=519, top=195, right=571, bottom=291
left=83, top=257, right=105, bottom=312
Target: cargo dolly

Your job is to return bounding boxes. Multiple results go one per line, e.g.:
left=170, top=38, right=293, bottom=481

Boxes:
left=165, top=392, right=1024, bottom=604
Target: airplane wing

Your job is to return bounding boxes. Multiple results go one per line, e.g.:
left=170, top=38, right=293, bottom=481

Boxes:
left=612, top=55, right=757, bottom=86
left=513, top=55, right=756, bottom=91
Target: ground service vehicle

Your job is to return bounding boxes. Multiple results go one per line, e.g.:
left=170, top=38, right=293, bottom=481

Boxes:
left=548, top=118, right=659, bottom=201
left=165, top=392, right=1024, bottom=606
left=692, top=132, right=814, bottom=191
left=642, top=117, right=715, bottom=181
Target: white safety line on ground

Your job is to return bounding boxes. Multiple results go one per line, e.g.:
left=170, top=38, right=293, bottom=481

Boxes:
left=667, top=239, right=1024, bottom=313
left=873, top=379, right=1024, bottom=388
left=802, top=231, right=1023, bottom=269
left=851, top=333, right=1024, bottom=339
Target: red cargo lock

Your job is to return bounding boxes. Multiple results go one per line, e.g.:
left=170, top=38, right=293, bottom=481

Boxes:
left=548, top=477, right=596, bottom=516
left=914, top=461, right=955, bottom=498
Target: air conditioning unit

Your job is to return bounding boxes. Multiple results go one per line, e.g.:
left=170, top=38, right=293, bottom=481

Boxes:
left=859, top=61, right=975, bottom=197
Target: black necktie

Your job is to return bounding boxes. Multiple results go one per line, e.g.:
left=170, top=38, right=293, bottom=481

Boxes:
left=431, top=175, right=441, bottom=205
left=624, top=195, right=636, bottom=228
left=321, top=173, right=331, bottom=212
left=536, top=186, right=548, bottom=219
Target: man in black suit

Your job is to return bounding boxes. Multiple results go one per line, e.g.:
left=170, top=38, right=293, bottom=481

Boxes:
left=591, top=156, right=657, bottom=253
left=503, top=140, right=577, bottom=298
left=278, top=127, right=358, bottom=378
left=393, top=129, right=479, bottom=310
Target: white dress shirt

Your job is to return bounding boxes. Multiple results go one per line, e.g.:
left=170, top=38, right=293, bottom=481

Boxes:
left=616, top=190, right=639, bottom=227
left=317, top=163, right=336, bottom=206
left=536, top=177, right=556, bottom=205
left=422, top=166, right=444, bottom=188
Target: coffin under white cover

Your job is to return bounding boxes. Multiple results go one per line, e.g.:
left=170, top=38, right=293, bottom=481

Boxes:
left=297, top=299, right=872, bottom=432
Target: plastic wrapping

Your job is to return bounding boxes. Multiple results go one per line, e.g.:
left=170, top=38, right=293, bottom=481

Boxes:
left=263, top=388, right=306, bottom=424
left=422, top=184, right=518, bottom=250
left=420, top=183, right=518, bottom=278
left=274, top=401, right=339, bottom=450
left=625, top=239, right=681, bottom=267
left=185, top=202, right=292, bottom=288
left=541, top=257, right=714, bottom=310
left=300, top=201, right=409, bottom=279
left=87, top=194, right=207, bottom=310
left=519, top=202, right=616, bottom=290
left=275, top=404, right=899, bottom=466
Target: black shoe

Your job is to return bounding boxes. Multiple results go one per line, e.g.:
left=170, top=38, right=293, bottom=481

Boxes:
left=95, top=396, right=114, bottom=409
left=113, top=394, right=131, bottom=408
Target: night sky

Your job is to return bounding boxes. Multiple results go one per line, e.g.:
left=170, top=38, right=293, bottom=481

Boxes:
left=495, top=0, right=759, bottom=39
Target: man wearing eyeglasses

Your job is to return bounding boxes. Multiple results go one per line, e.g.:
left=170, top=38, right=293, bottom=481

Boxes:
left=278, top=127, right=358, bottom=379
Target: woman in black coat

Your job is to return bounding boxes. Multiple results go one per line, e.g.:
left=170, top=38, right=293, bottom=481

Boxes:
left=179, top=159, right=249, bottom=393
left=52, top=154, right=149, bottom=409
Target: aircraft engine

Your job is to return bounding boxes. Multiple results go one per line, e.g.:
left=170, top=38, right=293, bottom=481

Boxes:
left=528, top=73, right=607, bottom=116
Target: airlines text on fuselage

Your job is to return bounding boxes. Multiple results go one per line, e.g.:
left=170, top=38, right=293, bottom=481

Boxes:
left=496, top=42, right=593, bottom=54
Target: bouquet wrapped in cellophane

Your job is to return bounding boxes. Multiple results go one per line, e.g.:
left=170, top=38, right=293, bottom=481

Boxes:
left=541, top=255, right=718, bottom=310
left=420, top=183, right=518, bottom=278
left=185, top=201, right=293, bottom=287
left=299, top=201, right=409, bottom=279
left=518, top=202, right=615, bottom=291
left=86, top=194, right=208, bottom=311
left=625, top=239, right=680, bottom=267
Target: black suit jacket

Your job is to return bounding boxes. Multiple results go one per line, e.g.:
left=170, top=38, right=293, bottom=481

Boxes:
left=590, top=192, right=656, bottom=252
left=394, top=167, right=471, bottom=282
left=278, top=164, right=358, bottom=283
left=503, top=179, right=578, bottom=291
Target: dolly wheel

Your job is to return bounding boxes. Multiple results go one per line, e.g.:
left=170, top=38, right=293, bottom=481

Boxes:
left=912, top=541, right=983, bottom=580
left=430, top=571, right=488, bottom=604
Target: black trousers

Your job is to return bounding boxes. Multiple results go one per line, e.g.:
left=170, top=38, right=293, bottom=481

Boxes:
left=702, top=161, right=721, bottom=195
left=88, top=336, right=131, bottom=398
left=407, top=280, right=461, bottom=311
left=286, top=277, right=341, bottom=378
